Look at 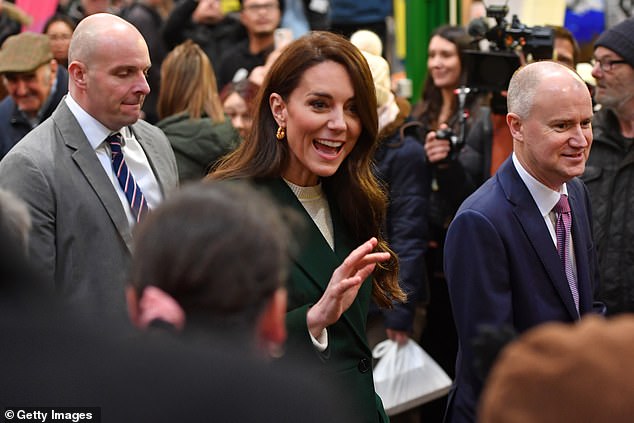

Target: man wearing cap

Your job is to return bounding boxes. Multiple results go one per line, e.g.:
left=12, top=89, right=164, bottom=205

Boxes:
left=0, top=32, right=68, bottom=160
left=0, top=14, right=177, bottom=320
left=582, top=17, right=634, bottom=315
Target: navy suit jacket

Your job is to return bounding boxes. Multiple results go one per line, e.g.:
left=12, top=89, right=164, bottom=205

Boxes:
left=444, top=157, right=599, bottom=422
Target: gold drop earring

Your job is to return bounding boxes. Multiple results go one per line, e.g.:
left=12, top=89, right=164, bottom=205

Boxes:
left=276, top=126, right=286, bottom=140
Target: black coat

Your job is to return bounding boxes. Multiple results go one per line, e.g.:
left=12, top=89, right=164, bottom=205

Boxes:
left=162, top=0, right=245, bottom=75
left=119, top=3, right=168, bottom=124
left=373, top=101, right=430, bottom=331
left=582, top=107, right=634, bottom=314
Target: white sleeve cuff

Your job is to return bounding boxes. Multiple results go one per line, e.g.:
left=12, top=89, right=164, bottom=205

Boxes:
left=309, top=327, right=328, bottom=352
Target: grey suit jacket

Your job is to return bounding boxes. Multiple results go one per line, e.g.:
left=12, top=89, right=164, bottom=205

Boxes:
left=0, top=100, right=178, bottom=317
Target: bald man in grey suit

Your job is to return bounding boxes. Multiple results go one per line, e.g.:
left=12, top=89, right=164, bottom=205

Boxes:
left=0, top=14, right=178, bottom=318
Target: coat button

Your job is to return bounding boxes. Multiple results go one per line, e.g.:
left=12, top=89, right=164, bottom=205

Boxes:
left=358, top=358, right=370, bottom=373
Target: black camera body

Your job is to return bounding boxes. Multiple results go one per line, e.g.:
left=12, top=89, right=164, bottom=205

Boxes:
left=464, top=5, right=554, bottom=93
left=435, top=127, right=462, bottom=161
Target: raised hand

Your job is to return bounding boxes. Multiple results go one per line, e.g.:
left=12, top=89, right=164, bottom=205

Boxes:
left=306, top=237, right=390, bottom=338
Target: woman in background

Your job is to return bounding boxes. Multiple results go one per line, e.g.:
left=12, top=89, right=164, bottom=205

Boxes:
left=412, top=25, right=485, bottom=422
left=43, top=14, right=76, bottom=69
left=220, top=79, right=259, bottom=140
left=157, top=40, right=239, bottom=182
left=210, top=31, right=404, bottom=422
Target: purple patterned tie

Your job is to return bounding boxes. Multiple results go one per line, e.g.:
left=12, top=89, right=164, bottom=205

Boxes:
left=106, top=133, right=149, bottom=223
left=554, top=194, right=579, bottom=312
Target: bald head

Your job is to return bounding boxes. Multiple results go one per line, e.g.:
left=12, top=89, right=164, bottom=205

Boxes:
left=69, top=13, right=146, bottom=66
left=67, top=13, right=151, bottom=130
left=507, top=61, right=587, bottom=119
left=506, top=60, right=593, bottom=191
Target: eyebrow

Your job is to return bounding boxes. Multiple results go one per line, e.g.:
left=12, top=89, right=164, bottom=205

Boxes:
left=307, top=91, right=356, bottom=102
left=307, top=91, right=333, bottom=98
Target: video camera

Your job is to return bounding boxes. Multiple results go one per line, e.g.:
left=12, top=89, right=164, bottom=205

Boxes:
left=463, top=4, right=554, bottom=93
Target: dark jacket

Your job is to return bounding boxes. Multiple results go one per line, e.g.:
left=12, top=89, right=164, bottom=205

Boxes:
left=301, top=0, right=330, bottom=29
left=0, top=12, right=20, bottom=46
left=157, top=112, right=240, bottom=182
left=432, top=107, right=496, bottom=218
left=413, top=95, right=487, bottom=246
left=162, top=0, right=245, bottom=74
left=0, top=66, right=68, bottom=160
left=446, top=159, right=599, bottom=423
left=216, top=39, right=273, bottom=90
left=582, top=107, right=634, bottom=315
left=258, top=177, right=389, bottom=423
left=329, top=0, right=391, bottom=24
left=373, top=99, right=429, bottom=331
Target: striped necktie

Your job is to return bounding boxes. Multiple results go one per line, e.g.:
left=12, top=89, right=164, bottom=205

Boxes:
left=553, top=194, right=579, bottom=312
left=106, top=132, right=149, bottom=223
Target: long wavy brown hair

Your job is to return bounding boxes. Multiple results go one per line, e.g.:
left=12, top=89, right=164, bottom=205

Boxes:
left=157, top=40, right=225, bottom=123
left=210, top=31, right=404, bottom=307
left=411, top=25, right=475, bottom=131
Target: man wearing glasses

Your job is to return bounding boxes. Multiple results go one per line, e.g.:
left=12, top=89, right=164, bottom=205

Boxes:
left=582, top=17, right=634, bottom=315
left=215, top=0, right=282, bottom=89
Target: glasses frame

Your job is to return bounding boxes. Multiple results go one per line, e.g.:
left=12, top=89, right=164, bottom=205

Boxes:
left=591, top=58, right=628, bottom=72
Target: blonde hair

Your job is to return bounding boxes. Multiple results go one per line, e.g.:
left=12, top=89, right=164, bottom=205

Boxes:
left=158, top=40, right=225, bottom=123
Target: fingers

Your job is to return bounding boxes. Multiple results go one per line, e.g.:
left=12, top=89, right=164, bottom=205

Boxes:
left=337, top=238, right=389, bottom=280
left=355, top=252, right=390, bottom=269
left=425, top=134, right=451, bottom=163
left=331, top=261, right=377, bottom=295
left=340, top=237, right=378, bottom=269
left=354, top=262, right=378, bottom=282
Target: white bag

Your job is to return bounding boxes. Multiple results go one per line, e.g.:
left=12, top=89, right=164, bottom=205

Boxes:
left=372, top=339, right=453, bottom=416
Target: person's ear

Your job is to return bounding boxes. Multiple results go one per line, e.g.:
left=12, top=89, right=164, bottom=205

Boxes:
left=506, top=112, right=523, bottom=142
left=256, top=288, right=287, bottom=357
left=269, top=93, right=287, bottom=128
left=125, top=286, right=141, bottom=328
left=68, top=61, right=87, bottom=90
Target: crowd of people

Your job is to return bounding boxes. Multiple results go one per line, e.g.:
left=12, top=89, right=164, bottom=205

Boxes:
left=2, top=0, right=634, bottom=422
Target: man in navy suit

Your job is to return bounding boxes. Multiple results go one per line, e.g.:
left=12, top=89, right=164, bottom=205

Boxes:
left=443, top=61, right=600, bottom=423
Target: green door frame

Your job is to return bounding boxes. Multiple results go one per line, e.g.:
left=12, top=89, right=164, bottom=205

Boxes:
left=405, top=0, right=461, bottom=103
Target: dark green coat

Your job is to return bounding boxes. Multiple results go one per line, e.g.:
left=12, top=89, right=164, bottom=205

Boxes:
left=257, top=178, right=388, bottom=423
left=157, top=113, right=240, bottom=182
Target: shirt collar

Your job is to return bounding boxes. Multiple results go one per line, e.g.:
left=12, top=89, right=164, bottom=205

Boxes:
left=512, top=152, right=568, bottom=217
left=65, top=94, right=128, bottom=149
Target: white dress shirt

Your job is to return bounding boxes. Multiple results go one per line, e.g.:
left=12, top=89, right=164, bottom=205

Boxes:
left=65, top=95, right=162, bottom=227
left=512, top=153, right=577, bottom=282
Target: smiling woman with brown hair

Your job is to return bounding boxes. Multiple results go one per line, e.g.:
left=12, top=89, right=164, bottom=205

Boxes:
left=210, top=31, right=405, bottom=422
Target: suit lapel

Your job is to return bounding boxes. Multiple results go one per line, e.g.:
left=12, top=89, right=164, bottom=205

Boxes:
left=567, top=179, right=592, bottom=313
left=260, top=178, right=371, bottom=348
left=498, top=159, right=579, bottom=318
left=262, top=178, right=340, bottom=289
left=54, top=102, right=134, bottom=252
left=131, top=124, right=170, bottom=195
